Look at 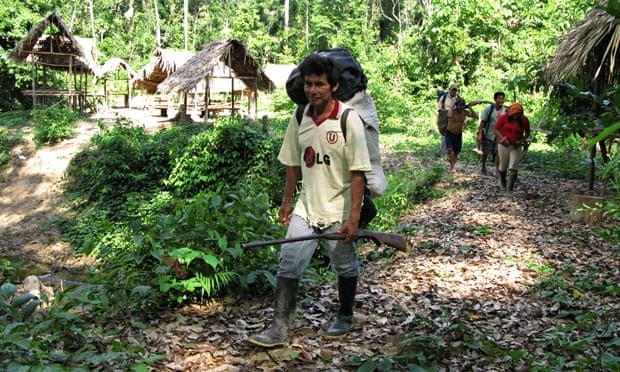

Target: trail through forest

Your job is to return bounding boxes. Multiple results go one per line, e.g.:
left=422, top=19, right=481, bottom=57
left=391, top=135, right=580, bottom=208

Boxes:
left=128, top=167, right=618, bottom=370
left=0, top=115, right=617, bottom=370
left=0, top=109, right=173, bottom=270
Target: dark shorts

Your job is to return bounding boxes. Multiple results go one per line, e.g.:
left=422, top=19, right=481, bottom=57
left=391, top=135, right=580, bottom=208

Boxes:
left=481, top=138, right=498, bottom=157
left=445, top=131, right=462, bottom=154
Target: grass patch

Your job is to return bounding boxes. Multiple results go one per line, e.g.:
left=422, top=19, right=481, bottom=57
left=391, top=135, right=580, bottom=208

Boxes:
left=0, top=129, right=23, bottom=169
left=0, top=110, right=30, bottom=129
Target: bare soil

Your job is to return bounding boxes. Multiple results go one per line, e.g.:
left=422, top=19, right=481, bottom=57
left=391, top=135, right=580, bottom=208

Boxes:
left=0, top=108, right=174, bottom=270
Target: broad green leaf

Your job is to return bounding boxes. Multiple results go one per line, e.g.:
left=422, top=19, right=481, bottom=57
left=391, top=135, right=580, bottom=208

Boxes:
left=588, top=122, right=620, bottom=147
left=3, top=322, right=25, bottom=336
left=1, top=283, right=17, bottom=298
left=12, top=293, right=38, bottom=307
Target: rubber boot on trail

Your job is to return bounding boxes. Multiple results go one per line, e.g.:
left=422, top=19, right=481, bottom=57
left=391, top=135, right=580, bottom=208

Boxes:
left=507, top=170, right=518, bottom=192
left=248, top=277, right=299, bottom=347
left=326, top=276, right=357, bottom=338
left=499, top=170, right=507, bottom=191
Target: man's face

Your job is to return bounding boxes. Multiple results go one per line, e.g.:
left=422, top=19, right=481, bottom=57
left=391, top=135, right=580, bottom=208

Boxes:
left=449, top=88, right=458, bottom=97
left=495, top=95, right=505, bottom=107
left=304, top=73, right=338, bottom=108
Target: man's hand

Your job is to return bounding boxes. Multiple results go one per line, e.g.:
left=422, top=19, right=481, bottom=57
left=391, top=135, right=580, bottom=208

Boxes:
left=339, top=219, right=359, bottom=244
left=279, top=200, right=293, bottom=225
left=477, top=130, right=483, bottom=143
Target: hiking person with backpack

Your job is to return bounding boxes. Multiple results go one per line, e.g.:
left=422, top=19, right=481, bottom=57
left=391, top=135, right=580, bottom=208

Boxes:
left=248, top=54, right=371, bottom=347
left=445, top=97, right=478, bottom=173
left=436, top=84, right=460, bottom=157
left=477, top=91, right=507, bottom=175
left=493, top=102, right=531, bottom=192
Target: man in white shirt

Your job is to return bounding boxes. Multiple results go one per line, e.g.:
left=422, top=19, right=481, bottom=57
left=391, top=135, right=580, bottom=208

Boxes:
left=248, top=54, right=371, bottom=347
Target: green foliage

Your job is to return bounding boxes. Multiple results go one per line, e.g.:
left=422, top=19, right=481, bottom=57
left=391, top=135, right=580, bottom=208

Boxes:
left=131, top=187, right=280, bottom=303
left=0, top=110, right=30, bottom=129
left=0, top=129, right=22, bottom=169
left=65, top=118, right=208, bottom=209
left=0, top=282, right=155, bottom=369
left=166, top=117, right=282, bottom=198
left=31, top=105, right=78, bottom=146
left=524, top=136, right=588, bottom=179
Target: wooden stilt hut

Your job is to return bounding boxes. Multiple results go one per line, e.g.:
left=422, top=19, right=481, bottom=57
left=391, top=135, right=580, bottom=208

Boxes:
left=546, top=3, right=620, bottom=190
left=132, top=48, right=194, bottom=116
left=97, top=58, right=136, bottom=109
left=158, top=39, right=274, bottom=120
left=10, top=12, right=100, bottom=111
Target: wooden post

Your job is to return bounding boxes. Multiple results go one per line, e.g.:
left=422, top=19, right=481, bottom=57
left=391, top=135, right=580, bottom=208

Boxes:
left=31, top=61, right=36, bottom=109
left=231, top=76, right=235, bottom=116
left=127, top=80, right=132, bottom=109
left=205, top=77, right=210, bottom=121
left=69, top=56, right=74, bottom=110
left=85, top=72, right=89, bottom=112
left=104, top=78, right=108, bottom=109
left=588, top=144, right=596, bottom=191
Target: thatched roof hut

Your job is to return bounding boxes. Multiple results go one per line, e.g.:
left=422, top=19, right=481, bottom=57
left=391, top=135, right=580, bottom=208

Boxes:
left=98, top=58, right=136, bottom=80
left=10, top=12, right=100, bottom=75
left=133, top=48, right=194, bottom=94
left=547, top=3, right=620, bottom=90
left=158, top=39, right=274, bottom=94
left=264, top=63, right=297, bottom=89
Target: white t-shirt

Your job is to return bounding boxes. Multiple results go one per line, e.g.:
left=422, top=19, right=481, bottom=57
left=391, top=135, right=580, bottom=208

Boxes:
left=278, top=100, right=372, bottom=227
left=481, top=104, right=508, bottom=140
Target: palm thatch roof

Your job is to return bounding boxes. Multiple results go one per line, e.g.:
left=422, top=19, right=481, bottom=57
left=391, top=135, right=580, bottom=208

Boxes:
left=264, top=63, right=297, bottom=89
left=158, top=39, right=274, bottom=94
left=133, top=48, right=194, bottom=94
left=98, top=58, right=136, bottom=81
left=547, top=4, right=620, bottom=87
left=10, top=12, right=100, bottom=75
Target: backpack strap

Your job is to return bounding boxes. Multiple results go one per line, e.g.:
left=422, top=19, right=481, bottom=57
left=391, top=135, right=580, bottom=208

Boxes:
left=340, top=108, right=353, bottom=142
left=483, top=104, right=494, bottom=134
left=295, top=105, right=305, bottom=124
left=440, top=94, right=447, bottom=110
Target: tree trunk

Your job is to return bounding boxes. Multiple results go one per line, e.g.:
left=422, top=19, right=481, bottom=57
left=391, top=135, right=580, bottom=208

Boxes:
left=184, top=0, right=189, bottom=50
left=88, top=0, right=97, bottom=42
left=284, top=0, right=290, bottom=33
left=153, top=0, right=161, bottom=47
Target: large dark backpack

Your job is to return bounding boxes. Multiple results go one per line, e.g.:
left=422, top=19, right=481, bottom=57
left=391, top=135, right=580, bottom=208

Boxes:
left=285, top=48, right=368, bottom=105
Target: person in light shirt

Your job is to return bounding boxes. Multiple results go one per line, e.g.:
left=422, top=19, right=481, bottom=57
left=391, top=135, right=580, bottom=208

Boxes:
left=248, top=53, right=371, bottom=348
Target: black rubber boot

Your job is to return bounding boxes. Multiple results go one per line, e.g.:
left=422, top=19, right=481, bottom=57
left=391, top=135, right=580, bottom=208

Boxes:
left=499, top=171, right=507, bottom=190
left=326, top=276, right=357, bottom=338
left=507, top=170, right=518, bottom=192
left=248, top=277, right=299, bottom=347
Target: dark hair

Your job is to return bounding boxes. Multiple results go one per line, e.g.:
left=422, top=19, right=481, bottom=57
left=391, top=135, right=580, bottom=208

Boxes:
left=494, top=91, right=505, bottom=100
left=455, top=97, right=466, bottom=107
left=298, top=54, right=339, bottom=86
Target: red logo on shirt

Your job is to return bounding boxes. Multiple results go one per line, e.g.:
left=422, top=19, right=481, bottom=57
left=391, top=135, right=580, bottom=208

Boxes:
left=304, top=147, right=316, bottom=167
left=326, top=131, right=339, bottom=144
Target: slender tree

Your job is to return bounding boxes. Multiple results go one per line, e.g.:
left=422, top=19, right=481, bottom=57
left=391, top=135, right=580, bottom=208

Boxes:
left=154, top=0, right=161, bottom=47
left=184, top=0, right=188, bottom=50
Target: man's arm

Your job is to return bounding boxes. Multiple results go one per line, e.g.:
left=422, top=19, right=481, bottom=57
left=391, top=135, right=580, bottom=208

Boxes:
left=339, top=171, right=365, bottom=243
left=279, top=166, right=301, bottom=225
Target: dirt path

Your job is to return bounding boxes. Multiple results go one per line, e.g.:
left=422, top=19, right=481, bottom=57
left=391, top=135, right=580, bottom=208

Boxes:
left=122, top=168, right=618, bottom=370
left=0, top=108, right=173, bottom=269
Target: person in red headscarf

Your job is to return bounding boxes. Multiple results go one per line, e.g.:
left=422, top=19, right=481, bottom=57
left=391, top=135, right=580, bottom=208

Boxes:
left=493, top=102, right=531, bottom=191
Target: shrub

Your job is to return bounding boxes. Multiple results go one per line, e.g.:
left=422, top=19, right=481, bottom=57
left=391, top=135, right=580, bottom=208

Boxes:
left=166, top=117, right=281, bottom=197
left=0, top=129, right=22, bottom=169
left=31, top=105, right=78, bottom=146
left=130, top=187, right=281, bottom=303
left=65, top=118, right=209, bottom=209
